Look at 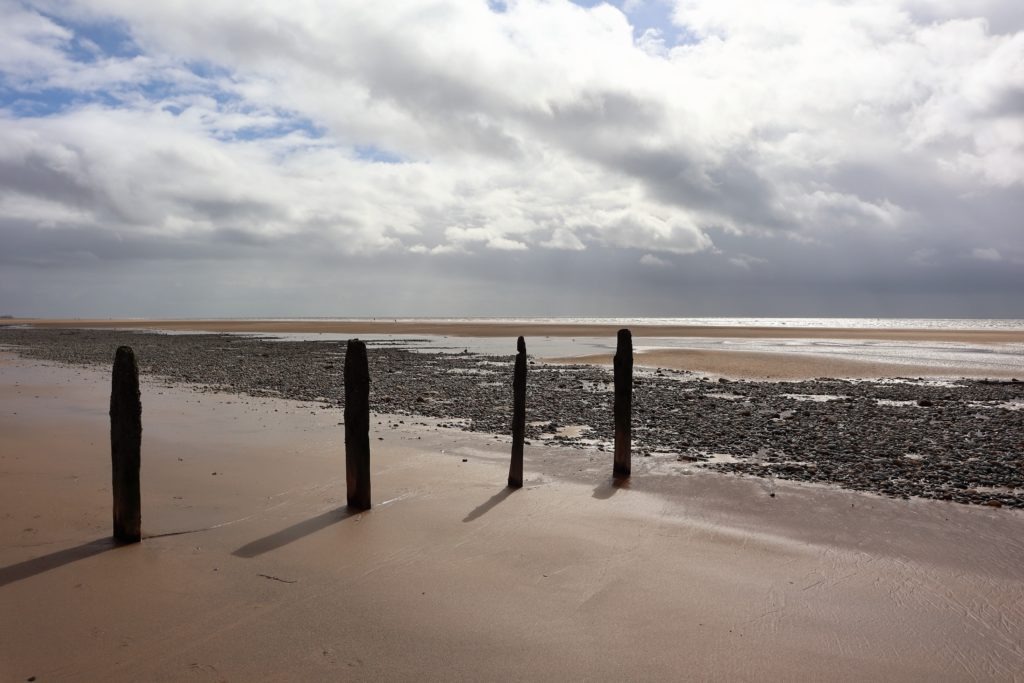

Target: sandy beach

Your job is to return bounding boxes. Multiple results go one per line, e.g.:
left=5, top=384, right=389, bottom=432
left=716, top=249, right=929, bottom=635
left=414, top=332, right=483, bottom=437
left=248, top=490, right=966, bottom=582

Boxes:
left=4, top=1, right=1023, bottom=678
left=2, top=352, right=1024, bottom=681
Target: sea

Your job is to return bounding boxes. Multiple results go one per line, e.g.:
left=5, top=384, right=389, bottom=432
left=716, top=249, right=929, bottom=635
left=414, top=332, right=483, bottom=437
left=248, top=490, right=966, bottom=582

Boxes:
left=237, top=317, right=1024, bottom=331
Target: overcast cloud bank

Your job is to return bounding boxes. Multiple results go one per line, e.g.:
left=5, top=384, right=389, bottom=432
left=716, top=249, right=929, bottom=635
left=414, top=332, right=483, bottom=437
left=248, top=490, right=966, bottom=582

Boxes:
left=1, top=0, right=1021, bottom=316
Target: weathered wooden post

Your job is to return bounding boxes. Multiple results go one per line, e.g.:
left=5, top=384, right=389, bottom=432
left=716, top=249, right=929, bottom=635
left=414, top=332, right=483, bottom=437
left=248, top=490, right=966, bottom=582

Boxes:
left=110, top=346, right=142, bottom=543
left=613, top=328, right=632, bottom=479
left=508, top=336, right=527, bottom=488
left=344, top=338, right=371, bottom=510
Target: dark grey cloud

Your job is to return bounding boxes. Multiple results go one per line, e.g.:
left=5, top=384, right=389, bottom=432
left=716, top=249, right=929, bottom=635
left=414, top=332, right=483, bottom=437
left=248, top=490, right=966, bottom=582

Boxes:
left=0, top=220, right=252, bottom=266
left=4, top=239, right=1020, bottom=319
left=991, top=87, right=1024, bottom=117
left=0, top=153, right=96, bottom=206
left=904, top=1, right=1024, bottom=34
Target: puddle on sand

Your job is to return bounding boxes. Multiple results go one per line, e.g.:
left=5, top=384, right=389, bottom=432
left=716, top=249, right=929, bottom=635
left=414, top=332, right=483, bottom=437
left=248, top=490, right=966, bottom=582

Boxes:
left=538, top=424, right=593, bottom=439
left=704, top=452, right=742, bottom=464
left=969, top=400, right=1024, bottom=411
left=781, top=393, right=848, bottom=402
left=973, top=484, right=1024, bottom=495
left=876, top=398, right=1023, bottom=410
left=872, top=378, right=961, bottom=387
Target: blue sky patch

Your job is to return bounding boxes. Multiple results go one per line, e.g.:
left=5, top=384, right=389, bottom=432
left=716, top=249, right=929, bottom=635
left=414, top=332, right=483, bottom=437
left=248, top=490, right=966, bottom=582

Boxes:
left=354, top=145, right=405, bottom=164
left=37, top=10, right=141, bottom=63
left=231, top=114, right=325, bottom=142
left=0, top=85, right=123, bottom=116
left=569, top=0, right=695, bottom=46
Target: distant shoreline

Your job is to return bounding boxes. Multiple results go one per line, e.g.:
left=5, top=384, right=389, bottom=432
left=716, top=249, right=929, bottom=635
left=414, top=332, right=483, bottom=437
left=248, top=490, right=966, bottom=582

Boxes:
left=6, top=318, right=1024, bottom=344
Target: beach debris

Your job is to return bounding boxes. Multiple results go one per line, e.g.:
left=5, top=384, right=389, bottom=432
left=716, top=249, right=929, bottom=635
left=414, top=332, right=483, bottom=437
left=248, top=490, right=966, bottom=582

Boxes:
left=257, top=573, right=297, bottom=584
left=508, top=336, right=527, bottom=488
left=344, top=338, right=371, bottom=511
left=613, top=329, right=633, bottom=479
left=110, top=345, right=142, bottom=543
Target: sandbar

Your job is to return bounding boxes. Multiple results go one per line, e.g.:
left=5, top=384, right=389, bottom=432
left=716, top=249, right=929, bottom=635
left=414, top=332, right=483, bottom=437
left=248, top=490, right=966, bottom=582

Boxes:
left=549, top=348, right=1024, bottom=380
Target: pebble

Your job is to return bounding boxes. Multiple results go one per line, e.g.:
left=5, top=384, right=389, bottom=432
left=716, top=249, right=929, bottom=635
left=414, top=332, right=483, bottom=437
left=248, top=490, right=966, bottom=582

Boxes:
left=3, top=327, right=1022, bottom=510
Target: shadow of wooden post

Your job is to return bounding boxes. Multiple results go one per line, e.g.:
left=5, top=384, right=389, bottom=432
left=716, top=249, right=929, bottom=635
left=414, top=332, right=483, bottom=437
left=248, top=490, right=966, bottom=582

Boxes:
left=345, top=338, right=371, bottom=510
left=613, top=329, right=632, bottom=479
left=110, top=345, right=141, bottom=543
left=508, top=336, right=527, bottom=488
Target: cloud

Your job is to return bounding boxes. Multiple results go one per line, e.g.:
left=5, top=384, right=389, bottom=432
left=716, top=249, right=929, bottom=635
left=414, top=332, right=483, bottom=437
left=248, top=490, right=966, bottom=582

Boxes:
left=909, top=248, right=938, bottom=267
left=728, top=253, right=767, bottom=270
left=639, top=253, right=670, bottom=267
left=971, top=247, right=1003, bottom=261
left=0, top=0, right=1022, bottom=315
left=541, top=228, right=586, bottom=251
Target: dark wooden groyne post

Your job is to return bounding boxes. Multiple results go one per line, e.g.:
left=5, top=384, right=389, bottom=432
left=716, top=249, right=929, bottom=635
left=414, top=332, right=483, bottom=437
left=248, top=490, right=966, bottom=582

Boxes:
left=509, top=336, right=527, bottom=488
left=110, top=346, right=142, bottom=543
left=344, top=338, right=371, bottom=510
left=613, top=329, right=632, bottom=479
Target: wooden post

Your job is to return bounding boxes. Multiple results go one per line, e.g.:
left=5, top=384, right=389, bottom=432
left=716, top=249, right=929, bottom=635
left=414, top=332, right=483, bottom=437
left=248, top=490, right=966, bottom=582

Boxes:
left=344, top=338, right=371, bottom=510
left=508, top=336, right=527, bottom=488
left=110, top=346, right=141, bottom=543
left=613, top=328, right=632, bottom=479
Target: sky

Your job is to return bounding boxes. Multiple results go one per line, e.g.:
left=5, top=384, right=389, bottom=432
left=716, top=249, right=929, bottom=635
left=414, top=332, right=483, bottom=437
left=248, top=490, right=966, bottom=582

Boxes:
left=0, top=0, right=1022, bottom=318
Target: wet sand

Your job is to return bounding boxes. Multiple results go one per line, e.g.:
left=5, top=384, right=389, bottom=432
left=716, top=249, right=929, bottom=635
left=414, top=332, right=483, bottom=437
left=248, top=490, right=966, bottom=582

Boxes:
left=549, top=348, right=1024, bottom=380
left=2, top=354, right=1023, bottom=680
left=8, top=317, right=1024, bottom=344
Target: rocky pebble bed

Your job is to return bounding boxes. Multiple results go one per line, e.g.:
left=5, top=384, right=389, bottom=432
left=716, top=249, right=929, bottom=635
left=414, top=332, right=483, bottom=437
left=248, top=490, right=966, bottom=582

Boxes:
left=3, top=327, right=1022, bottom=509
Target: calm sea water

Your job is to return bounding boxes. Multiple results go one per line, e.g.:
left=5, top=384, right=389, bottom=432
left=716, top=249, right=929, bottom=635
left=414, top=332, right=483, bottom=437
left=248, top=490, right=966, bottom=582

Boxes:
left=241, top=317, right=1024, bottom=331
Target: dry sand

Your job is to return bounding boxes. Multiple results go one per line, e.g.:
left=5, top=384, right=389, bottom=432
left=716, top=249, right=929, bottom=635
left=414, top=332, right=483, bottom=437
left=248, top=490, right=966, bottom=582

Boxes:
left=2, top=353, right=1024, bottom=681
left=8, top=317, right=1024, bottom=344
